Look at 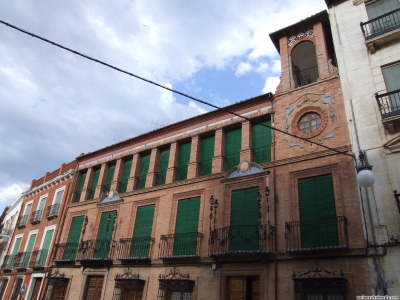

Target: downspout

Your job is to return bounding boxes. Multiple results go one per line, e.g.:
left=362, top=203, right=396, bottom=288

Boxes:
left=271, top=97, right=278, bottom=300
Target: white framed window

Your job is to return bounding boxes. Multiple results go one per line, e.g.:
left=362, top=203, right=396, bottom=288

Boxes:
left=23, top=201, right=33, bottom=217
left=25, top=273, right=44, bottom=300
left=0, top=276, right=10, bottom=300
left=48, top=187, right=65, bottom=217
left=37, top=225, right=56, bottom=267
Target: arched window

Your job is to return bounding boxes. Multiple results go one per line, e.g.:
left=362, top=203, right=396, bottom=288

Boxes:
left=291, top=41, right=319, bottom=88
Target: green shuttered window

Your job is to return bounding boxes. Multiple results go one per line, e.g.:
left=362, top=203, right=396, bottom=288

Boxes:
left=225, top=128, right=241, bottom=170
left=200, top=136, right=215, bottom=176
left=23, top=233, right=37, bottom=267
left=230, top=187, right=259, bottom=251
left=8, top=237, right=22, bottom=268
left=105, top=164, right=116, bottom=192
left=88, top=169, right=100, bottom=199
left=63, top=216, right=84, bottom=260
left=138, top=155, right=150, bottom=189
left=38, top=229, right=54, bottom=266
left=120, top=159, right=132, bottom=193
left=298, top=174, right=338, bottom=248
left=174, top=197, right=200, bottom=256
left=158, top=149, right=170, bottom=185
left=131, top=205, right=155, bottom=257
left=74, top=172, right=86, bottom=202
left=95, top=211, right=117, bottom=258
left=252, top=120, right=272, bottom=164
left=178, top=142, right=191, bottom=181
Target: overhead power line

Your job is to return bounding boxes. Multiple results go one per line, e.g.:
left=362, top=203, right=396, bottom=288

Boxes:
left=0, top=19, right=354, bottom=159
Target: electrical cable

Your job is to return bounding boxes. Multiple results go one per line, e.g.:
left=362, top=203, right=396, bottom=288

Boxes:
left=0, top=19, right=355, bottom=159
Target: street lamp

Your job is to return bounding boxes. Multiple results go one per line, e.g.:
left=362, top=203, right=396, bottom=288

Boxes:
left=356, top=150, right=376, bottom=188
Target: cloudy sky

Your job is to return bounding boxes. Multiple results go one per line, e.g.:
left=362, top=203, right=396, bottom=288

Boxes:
left=0, top=0, right=327, bottom=213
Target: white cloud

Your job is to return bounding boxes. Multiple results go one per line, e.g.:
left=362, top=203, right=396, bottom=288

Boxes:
left=262, top=76, right=281, bottom=94
left=235, top=62, right=253, bottom=77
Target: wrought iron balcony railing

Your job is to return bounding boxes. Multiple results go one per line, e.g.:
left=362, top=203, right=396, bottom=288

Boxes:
left=253, top=146, right=271, bottom=164
left=100, top=184, right=112, bottom=196
left=225, top=153, right=240, bottom=171
left=1, top=255, right=13, bottom=270
left=46, top=203, right=60, bottom=219
left=199, top=159, right=213, bottom=176
left=156, top=170, right=168, bottom=185
left=30, top=210, right=43, bottom=224
left=361, top=8, right=400, bottom=40
left=14, top=252, right=31, bottom=269
left=116, top=237, right=155, bottom=261
left=0, top=228, right=13, bottom=236
left=53, top=242, right=80, bottom=262
left=137, top=174, right=147, bottom=189
left=76, top=239, right=117, bottom=262
left=16, top=215, right=28, bottom=228
left=86, top=188, right=95, bottom=200
left=209, top=224, right=275, bottom=257
left=375, top=89, right=400, bottom=119
left=29, top=249, right=49, bottom=268
left=117, top=180, right=129, bottom=193
left=285, top=216, right=348, bottom=252
left=293, top=65, right=319, bottom=88
left=159, top=232, right=203, bottom=259
left=176, top=165, right=188, bottom=181
left=73, top=189, right=82, bottom=203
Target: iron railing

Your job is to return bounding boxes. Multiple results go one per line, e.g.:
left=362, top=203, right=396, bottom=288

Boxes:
left=116, top=237, right=155, bottom=261
left=199, top=159, right=213, bottom=176
left=176, top=165, right=188, bottom=181
left=76, top=239, right=117, bottom=261
left=86, top=188, right=95, bottom=200
left=117, top=180, right=129, bottom=193
left=14, top=252, right=31, bottom=269
left=225, top=153, right=240, bottom=170
left=156, top=170, right=168, bottom=185
left=53, top=242, right=80, bottom=261
left=209, top=224, right=275, bottom=257
left=137, top=174, right=147, bottom=189
left=159, top=232, right=203, bottom=258
left=46, top=203, right=60, bottom=218
left=375, top=89, right=400, bottom=119
left=73, top=189, right=82, bottom=202
left=29, top=249, right=49, bottom=268
left=16, top=215, right=28, bottom=228
left=0, top=228, right=13, bottom=236
left=285, top=216, right=348, bottom=252
left=253, top=146, right=271, bottom=164
left=30, top=210, right=43, bottom=223
left=293, top=65, right=319, bottom=88
left=1, top=255, right=13, bottom=270
left=361, top=8, right=400, bottom=40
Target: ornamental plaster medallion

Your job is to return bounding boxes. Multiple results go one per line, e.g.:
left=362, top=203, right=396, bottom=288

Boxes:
left=281, top=93, right=340, bottom=152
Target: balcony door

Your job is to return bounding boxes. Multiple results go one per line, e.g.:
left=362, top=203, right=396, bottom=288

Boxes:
left=94, top=211, right=117, bottom=258
left=63, top=216, right=84, bottom=260
left=131, top=205, right=155, bottom=258
left=382, top=63, right=400, bottom=113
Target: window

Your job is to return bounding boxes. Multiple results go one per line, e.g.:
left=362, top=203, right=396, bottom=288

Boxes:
left=94, top=211, right=117, bottom=259
left=10, top=277, right=23, bottom=300
left=32, top=196, right=47, bottom=223
left=157, top=279, right=195, bottom=300
left=112, top=279, right=145, bottom=300
left=0, top=278, right=9, bottom=299
left=22, top=232, right=37, bottom=268
left=88, top=168, right=101, bottom=199
left=252, top=120, right=272, bottom=164
left=200, top=135, right=215, bottom=176
left=291, top=41, right=319, bottom=88
left=84, top=276, right=104, bottom=300
left=177, top=142, right=191, bottom=181
left=48, top=188, right=64, bottom=217
left=366, top=0, right=400, bottom=19
left=19, top=202, right=32, bottom=226
left=43, top=278, right=69, bottom=300
left=7, top=236, right=22, bottom=269
left=381, top=63, right=400, bottom=115
left=74, top=172, right=86, bottom=202
left=225, top=128, right=242, bottom=170
left=63, top=216, right=84, bottom=260
left=120, top=159, right=132, bottom=193
left=138, top=155, right=150, bottom=189
left=104, top=163, right=116, bottom=193
left=294, top=278, right=346, bottom=300
left=30, top=277, right=43, bottom=300
left=37, top=228, right=54, bottom=267
left=157, top=149, right=170, bottom=185
left=227, top=276, right=260, bottom=300
left=298, top=113, right=322, bottom=134
left=130, top=205, right=155, bottom=258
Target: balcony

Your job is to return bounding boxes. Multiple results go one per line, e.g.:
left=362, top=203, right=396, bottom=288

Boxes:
left=209, top=224, right=275, bottom=258
left=158, top=232, right=203, bottom=259
left=52, top=243, right=80, bottom=263
left=14, top=252, right=31, bottom=269
left=156, top=170, right=167, bottom=185
left=176, top=165, right=188, bottom=181
left=225, top=153, right=240, bottom=170
left=137, top=175, right=147, bottom=189
left=29, top=249, right=49, bottom=269
left=0, top=228, right=12, bottom=248
left=1, top=255, right=14, bottom=271
left=253, top=146, right=271, bottom=164
left=376, top=89, right=400, bottom=131
left=76, top=239, right=117, bottom=267
left=199, top=159, right=212, bottom=176
left=361, top=8, right=400, bottom=53
left=117, top=180, right=128, bottom=193
left=285, top=216, right=348, bottom=253
left=73, top=189, right=82, bottom=203
left=86, top=188, right=95, bottom=200
left=116, top=237, right=155, bottom=263
left=46, top=203, right=60, bottom=219
left=30, top=210, right=43, bottom=224
left=16, top=215, right=28, bottom=229
left=101, top=184, right=111, bottom=196
left=292, top=66, right=319, bottom=88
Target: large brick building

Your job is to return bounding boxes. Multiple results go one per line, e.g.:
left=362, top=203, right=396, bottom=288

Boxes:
left=0, top=161, right=77, bottom=300
left=35, top=11, right=372, bottom=300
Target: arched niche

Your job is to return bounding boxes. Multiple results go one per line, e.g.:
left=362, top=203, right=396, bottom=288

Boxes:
left=290, top=41, right=319, bottom=88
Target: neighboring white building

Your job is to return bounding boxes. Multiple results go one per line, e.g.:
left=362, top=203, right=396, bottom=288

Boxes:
left=325, top=0, right=400, bottom=295
left=0, top=193, right=24, bottom=265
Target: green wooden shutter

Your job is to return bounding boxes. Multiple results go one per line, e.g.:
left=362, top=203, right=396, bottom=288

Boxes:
left=8, top=237, right=22, bottom=268
left=178, top=142, right=191, bottom=181
left=225, top=128, right=242, bottom=170
left=158, top=149, right=170, bottom=185
left=200, top=136, right=215, bottom=176
left=252, top=120, right=272, bottom=164
left=298, top=174, right=338, bottom=249
left=95, top=211, right=117, bottom=258
left=106, top=164, right=116, bottom=189
left=38, top=229, right=54, bottom=266
left=174, top=197, right=200, bottom=256
left=230, top=188, right=259, bottom=251
left=63, top=216, right=84, bottom=260
left=54, top=190, right=64, bottom=205
left=74, top=172, right=87, bottom=202
left=89, top=169, right=101, bottom=199
left=138, top=155, right=150, bottom=189
left=23, top=233, right=37, bottom=267
left=120, top=159, right=132, bottom=193
left=131, top=205, right=155, bottom=257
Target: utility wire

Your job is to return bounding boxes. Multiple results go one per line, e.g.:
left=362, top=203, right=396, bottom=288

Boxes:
left=0, top=19, right=355, bottom=159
